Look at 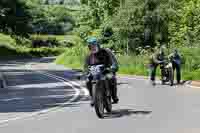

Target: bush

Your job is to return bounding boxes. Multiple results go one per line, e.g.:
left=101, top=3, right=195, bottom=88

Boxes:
left=31, top=36, right=60, bottom=48
left=28, top=47, right=65, bottom=57
left=29, top=4, right=75, bottom=35
left=13, top=36, right=32, bottom=47
left=74, top=25, right=92, bottom=41
left=0, top=33, right=16, bottom=46
left=59, top=40, right=74, bottom=47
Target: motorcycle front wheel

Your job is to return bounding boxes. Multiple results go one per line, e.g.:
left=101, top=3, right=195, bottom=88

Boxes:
left=94, top=81, right=105, bottom=119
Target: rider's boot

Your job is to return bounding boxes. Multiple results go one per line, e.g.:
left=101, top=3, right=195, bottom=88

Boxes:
left=112, top=86, right=119, bottom=104
left=90, top=99, right=94, bottom=107
left=86, top=81, right=94, bottom=106
left=112, top=97, right=119, bottom=104
left=109, top=77, right=119, bottom=104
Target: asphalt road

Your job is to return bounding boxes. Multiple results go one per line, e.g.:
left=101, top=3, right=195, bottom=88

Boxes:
left=0, top=57, right=200, bottom=133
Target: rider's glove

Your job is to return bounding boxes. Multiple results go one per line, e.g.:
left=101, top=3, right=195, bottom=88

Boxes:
left=110, top=64, right=117, bottom=72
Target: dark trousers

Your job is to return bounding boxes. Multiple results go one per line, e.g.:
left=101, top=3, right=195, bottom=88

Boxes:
left=172, top=62, right=181, bottom=83
left=86, top=76, right=118, bottom=101
left=150, top=64, right=158, bottom=81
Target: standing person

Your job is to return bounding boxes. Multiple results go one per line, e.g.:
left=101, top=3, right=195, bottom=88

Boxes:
left=84, top=37, right=119, bottom=106
left=168, top=49, right=182, bottom=84
left=149, top=47, right=166, bottom=85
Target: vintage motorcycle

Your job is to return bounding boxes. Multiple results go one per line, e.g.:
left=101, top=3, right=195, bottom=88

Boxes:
left=87, top=64, right=113, bottom=118
left=160, top=60, right=174, bottom=86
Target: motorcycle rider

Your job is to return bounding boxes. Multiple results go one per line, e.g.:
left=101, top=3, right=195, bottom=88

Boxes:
left=149, top=47, right=166, bottom=85
left=168, top=49, right=182, bottom=84
left=84, top=37, right=119, bottom=106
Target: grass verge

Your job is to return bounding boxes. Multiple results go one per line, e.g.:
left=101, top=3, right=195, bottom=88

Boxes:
left=55, top=47, right=200, bottom=80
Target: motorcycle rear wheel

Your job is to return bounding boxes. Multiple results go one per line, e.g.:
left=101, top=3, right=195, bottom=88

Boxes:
left=168, top=68, right=174, bottom=86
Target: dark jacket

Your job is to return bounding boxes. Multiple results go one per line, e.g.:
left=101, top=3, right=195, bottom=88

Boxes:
left=84, top=48, right=119, bottom=73
left=150, top=52, right=165, bottom=65
left=168, top=52, right=181, bottom=65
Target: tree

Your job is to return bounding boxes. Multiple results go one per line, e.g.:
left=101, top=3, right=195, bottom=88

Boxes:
left=28, top=2, right=75, bottom=35
left=80, top=0, right=88, bottom=5
left=80, top=0, right=121, bottom=28
left=106, top=0, right=145, bottom=53
left=0, top=0, right=32, bottom=37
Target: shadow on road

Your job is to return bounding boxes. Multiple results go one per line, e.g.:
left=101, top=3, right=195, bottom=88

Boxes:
left=104, top=109, right=152, bottom=119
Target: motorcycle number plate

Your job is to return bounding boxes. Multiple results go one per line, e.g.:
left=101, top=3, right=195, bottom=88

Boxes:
left=106, top=73, right=113, bottom=79
left=90, top=67, right=100, bottom=75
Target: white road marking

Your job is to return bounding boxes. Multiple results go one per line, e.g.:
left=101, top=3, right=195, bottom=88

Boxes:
left=0, top=98, right=24, bottom=102
left=0, top=62, right=84, bottom=126
left=37, top=57, right=89, bottom=96
left=26, top=62, right=82, bottom=104
left=186, top=84, right=200, bottom=89
left=7, top=82, right=68, bottom=89
left=40, top=71, right=89, bottom=96
left=27, top=61, right=89, bottom=97
left=0, top=95, right=75, bottom=102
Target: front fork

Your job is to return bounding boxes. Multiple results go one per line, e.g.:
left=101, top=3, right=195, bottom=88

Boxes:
left=89, top=74, right=112, bottom=102
left=91, top=80, right=109, bottom=103
left=105, top=80, right=111, bottom=97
